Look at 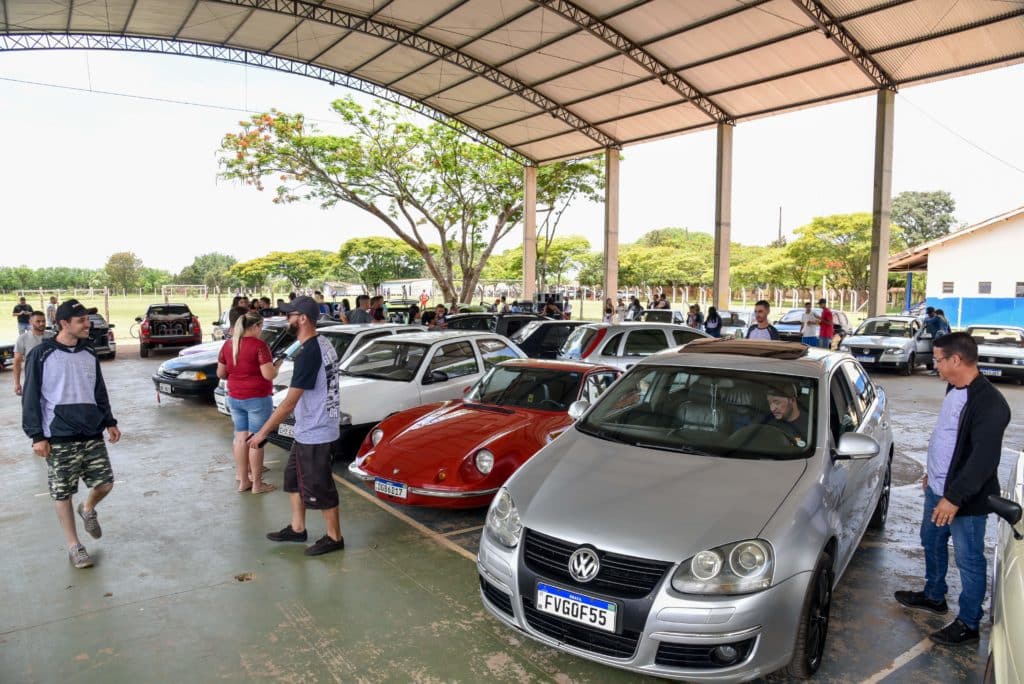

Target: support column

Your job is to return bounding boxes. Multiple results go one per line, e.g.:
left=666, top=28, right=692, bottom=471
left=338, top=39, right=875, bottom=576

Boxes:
left=713, top=123, right=733, bottom=311
left=904, top=272, right=913, bottom=312
left=522, top=165, right=537, bottom=303
left=869, top=89, right=895, bottom=317
left=603, top=149, right=620, bottom=305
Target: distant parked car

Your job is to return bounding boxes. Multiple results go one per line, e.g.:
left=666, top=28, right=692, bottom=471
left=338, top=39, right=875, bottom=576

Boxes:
left=509, top=320, right=588, bottom=359
left=445, top=312, right=546, bottom=337
left=986, top=456, right=1023, bottom=683
left=967, top=325, right=1024, bottom=383
left=636, top=309, right=686, bottom=325
left=87, top=312, right=117, bottom=360
left=717, top=310, right=750, bottom=339
left=0, top=339, right=13, bottom=371
left=558, top=322, right=708, bottom=370
left=838, top=315, right=933, bottom=375
left=135, top=303, right=202, bottom=357
left=774, top=307, right=850, bottom=347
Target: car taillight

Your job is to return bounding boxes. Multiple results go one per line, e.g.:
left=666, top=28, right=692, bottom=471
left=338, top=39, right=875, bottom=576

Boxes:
left=581, top=328, right=608, bottom=358
left=108, top=331, right=115, bottom=342
left=192, top=316, right=201, bottom=335
left=141, top=320, right=150, bottom=333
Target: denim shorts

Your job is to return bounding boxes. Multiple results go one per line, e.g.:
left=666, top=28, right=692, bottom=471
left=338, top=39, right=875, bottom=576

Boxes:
left=228, top=396, right=273, bottom=434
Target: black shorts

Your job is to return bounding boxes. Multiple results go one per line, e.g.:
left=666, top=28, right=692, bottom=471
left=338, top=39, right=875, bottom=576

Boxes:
left=284, top=441, right=339, bottom=510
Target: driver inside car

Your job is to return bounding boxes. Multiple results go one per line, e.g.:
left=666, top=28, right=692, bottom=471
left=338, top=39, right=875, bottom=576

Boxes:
left=764, top=384, right=809, bottom=446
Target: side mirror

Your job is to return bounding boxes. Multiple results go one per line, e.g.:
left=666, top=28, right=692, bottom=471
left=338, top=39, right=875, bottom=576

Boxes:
left=134, top=316, right=143, bottom=323
left=833, top=432, right=880, bottom=460
left=109, top=323, right=116, bottom=328
left=423, top=370, right=449, bottom=385
left=988, top=494, right=1023, bottom=540
left=568, top=400, right=590, bottom=420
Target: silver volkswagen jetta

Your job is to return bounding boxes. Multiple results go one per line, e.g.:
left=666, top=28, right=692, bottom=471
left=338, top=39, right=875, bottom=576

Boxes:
left=478, top=340, right=893, bottom=682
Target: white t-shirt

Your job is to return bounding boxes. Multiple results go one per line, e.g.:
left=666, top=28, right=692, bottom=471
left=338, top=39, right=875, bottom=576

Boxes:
left=747, top=327, right=773, bottom=341
left=800, top=312, right=820, bottom=337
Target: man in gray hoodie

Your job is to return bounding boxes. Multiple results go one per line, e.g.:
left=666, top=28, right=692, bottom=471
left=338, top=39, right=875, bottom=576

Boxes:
left=22, top=299, right=121, bottom=569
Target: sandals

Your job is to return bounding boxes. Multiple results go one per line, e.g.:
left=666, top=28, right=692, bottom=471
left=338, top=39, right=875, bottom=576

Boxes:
left=251, top=482, right=277, bottom=494
left=237, top=482, right=253, bottom=493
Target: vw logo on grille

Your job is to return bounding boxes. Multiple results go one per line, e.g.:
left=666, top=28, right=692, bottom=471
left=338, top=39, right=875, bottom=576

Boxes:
left=568, top=548, right=600, bottom=583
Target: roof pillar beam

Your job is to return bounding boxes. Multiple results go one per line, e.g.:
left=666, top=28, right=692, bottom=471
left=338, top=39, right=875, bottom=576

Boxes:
left=869, top=88, right=895, bottom=317
left=523, top=166, right=538, bottom=303
left=713, top=122, right=733, bottom=312
left=791, top=0, right=894, bottom=88
left=603, top=148, right=620, bottom=306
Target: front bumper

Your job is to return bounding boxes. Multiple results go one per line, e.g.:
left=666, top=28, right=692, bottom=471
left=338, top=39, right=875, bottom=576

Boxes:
left=151, top=374, right=219, bottom=397
left=477, top=530, right=810, bottom=683
left=348, top=462, right=499, bottom=508
left=266, top=421, right=372, bottom=460
left=214, top=387, right=231, bottom=416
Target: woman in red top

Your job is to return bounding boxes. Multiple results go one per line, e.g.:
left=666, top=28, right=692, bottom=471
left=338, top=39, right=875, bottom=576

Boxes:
left=217, top=312, right=279, bottom=493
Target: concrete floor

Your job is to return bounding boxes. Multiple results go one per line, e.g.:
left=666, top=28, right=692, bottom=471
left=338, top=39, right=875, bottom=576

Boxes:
left=1, top=351, right=1021, bottom=683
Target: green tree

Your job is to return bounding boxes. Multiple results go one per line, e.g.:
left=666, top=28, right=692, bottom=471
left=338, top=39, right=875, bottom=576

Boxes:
left=227, top=259, right=272, bottom=290
left=481, top=247, right=524, bottom=282
left=178, top=253, right=238, bottom=288
left=337, top=236, right=425, bottom=292
left=138, top=267, right=174, bottom=293
left=891, top=190, right=956, bottom=246
left=229, top=251, right=333, bottom=290
left=535, top=159, right=605, bottom=289
left=576, top=252, right=605, bottom=288
left=786, top=213, right=906, bottom=291
left=219, top=98, right=600, bottom=304
left=104, top=252, right=144, bottom=291
left=542, top=236, right=591, bottom=287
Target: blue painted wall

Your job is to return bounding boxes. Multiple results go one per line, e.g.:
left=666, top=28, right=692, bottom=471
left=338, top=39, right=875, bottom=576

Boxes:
left=926, top=297, right=1024, bottom=328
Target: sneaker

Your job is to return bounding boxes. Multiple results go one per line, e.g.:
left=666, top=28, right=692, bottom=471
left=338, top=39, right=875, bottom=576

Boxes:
left=266, top=525, right=307, bottom=542
left=894, top=590, right=948, bottom=615
left=77, top=502, right=102, bottom=539
left=304, top=535, right=345, bottom=556
left=69, top=544, right=94, bottom=569
left=930, top=618, right=979, bottom=646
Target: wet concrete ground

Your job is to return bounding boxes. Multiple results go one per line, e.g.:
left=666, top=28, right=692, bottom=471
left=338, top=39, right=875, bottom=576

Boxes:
left=1, top=351, right=1021, bottom=683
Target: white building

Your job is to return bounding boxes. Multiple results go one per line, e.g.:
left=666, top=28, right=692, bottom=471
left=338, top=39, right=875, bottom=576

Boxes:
left=889, top=205, right=1024, bottom=327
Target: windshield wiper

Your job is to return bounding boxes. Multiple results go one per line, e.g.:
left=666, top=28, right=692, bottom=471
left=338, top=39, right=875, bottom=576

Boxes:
left=463, top=402, right=515, bottom=414
left=634, top=442, right=717, bottom=457
left=350, top=372, right=403, bottom=381
left=577, top=423, right=636, bottom=445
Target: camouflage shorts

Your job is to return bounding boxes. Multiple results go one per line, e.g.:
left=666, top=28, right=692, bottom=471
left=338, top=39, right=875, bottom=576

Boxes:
left=45, top=439, right=114, bottom=501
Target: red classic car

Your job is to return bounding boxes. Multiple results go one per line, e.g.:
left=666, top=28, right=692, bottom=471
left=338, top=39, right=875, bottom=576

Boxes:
left=348, top=359, right=621, bottom=508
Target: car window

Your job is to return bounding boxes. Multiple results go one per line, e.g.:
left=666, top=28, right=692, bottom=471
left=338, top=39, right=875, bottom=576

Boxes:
left=542, top=324, right=575, bottom=350
left=968, top=327, right=1024, bottom=346
left=840, top=363, right=875, bottom=418
left=623, top=329, right=670, bottom=356
left=345, top=341, right=428, bottom=382
left=829, top=371, right=860, bottom=443
left=148, top=305, right=191, bottom=316
left=448, top=317, right=489, bottom=331
left=425, top=341, right=479, bottom=380
left=324, top=332, right=356, bottom=360
left=478, top=338, right=520, bottom=370
left=561, top=326, right=599, bottom=359
left=599, top=332, right=624, bottom=356
left=584, top=372, right=618, bottom=404
left=504, top=318, right=529, bottom=336
left=673, top=329, right=703, bottom=346
left=511, top=321, right=541, bottom=343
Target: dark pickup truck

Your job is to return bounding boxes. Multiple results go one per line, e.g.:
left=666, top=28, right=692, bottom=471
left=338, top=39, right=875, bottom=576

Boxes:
left=136, top=303, right=202, bottom=357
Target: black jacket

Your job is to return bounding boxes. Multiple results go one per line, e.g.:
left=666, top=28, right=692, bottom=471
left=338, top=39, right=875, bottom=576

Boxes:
left=942, top=374, right=1010, bottom=516
left=745, top=324, right=780, bottom=340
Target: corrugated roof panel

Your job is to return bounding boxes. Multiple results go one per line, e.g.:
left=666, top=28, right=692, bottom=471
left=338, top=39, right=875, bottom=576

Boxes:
left=602, top=102, right=709, bottom=141
left=824, top=0, right=892, bottom=16
left=124, top=0, right=193, bottom=36
left=225, top=9, right=299, bottom=51
left=534, top=54, right=659, bottom=105
left=514, top=130, right=597, bottom=161
left=489, top=114, right=574, bottom=145
left=356, top=0, right=451, bottom=30
left=459, top=8, right=576, bottom=66
left=718, top=60, right=870, bottom=117
left=878, top=19, right=1024, bottom=84
left=7, top=0, right=76, bottom=31
left=845, top=0, right=1017, bottom=51
left=507, top=30, right=618, bottom=76
left=417, top=0, right=535, bottom=48
left=316, top=31, right=394, bottom=73
left=568, top=80, right=685, bottom=123
left=388, top=63, right=479, bottom=100
left=426, top=77, right=516, bottom=113
left=354, top=44, right=437, bottom=84
left=683, top=31, right=847, bottom=94
left=458, top=96, right=545, bottom=130
left=177, top=3, right=252, bottom=44
left=70, top=0, right=133, bottom=33
left=270, top=19, right=349, bottom=62
left=605, top=0, right=746, bottom=42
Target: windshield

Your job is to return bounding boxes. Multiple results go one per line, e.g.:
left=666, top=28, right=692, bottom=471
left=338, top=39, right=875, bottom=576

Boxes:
left=511, top=320, right=542, bottom=343
left=640, top=310, right=673, bottom=323
left=467, top=366, right=582, bottom=411
left=322, top=332, right=356, bottom=360
left=968, top=327, right=1024, bottom=347
left=779, top=309, right=818, bottom=324
left=148, top=305, right=191, bottom=316
left=561, top=327, right=599, bottom=358
left=447, top=316, right=495, bottom=332
left=577, top=365, right=817, bottom=460
left=856, top=319, right=914, bottom=338
left=343, top=341, right=428, bottom=381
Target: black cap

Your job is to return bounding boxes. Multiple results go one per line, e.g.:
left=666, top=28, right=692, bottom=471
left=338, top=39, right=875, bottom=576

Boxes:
left=279, top=295, right=320, bottom=322
left=55, top=298, right=96, bottom=323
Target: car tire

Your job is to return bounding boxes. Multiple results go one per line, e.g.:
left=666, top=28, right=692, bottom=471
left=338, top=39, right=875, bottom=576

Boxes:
left=868, top=458, right=892, bottom=530
left=902, top=354, right=915, bottom=376
left=925, top=360, right=934, bottom=371
left=784, top=551, right=833, bottom=679
left=140, top=343, right=150, bottom=358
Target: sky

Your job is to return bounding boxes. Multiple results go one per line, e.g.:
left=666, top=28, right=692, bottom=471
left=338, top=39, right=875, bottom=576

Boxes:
left=1, top=50, right=1023, bottom=274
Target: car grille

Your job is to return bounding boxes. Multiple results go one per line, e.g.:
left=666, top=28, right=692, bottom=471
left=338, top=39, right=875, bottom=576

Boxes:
left=479, top=576, right=514, bottom=618
left=523, top=529, right=672, bottom=599
left=854, top=348, right=880, bottom=357
left=982, top=356, right=1012, bottom=365
left=654, top=638, right=756, bottom=669
left=159, top=369, right=181, bottom=379
left=522, top=596, right=640, bottom=659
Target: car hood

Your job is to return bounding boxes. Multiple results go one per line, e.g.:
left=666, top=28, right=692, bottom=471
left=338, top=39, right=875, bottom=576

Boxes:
left=160, top=351, right=220, bottom=371
left=508, top=429, right=807, bottom=562
left=976, top=343, right=1024, bottom=358
left=273, top=374, right=415, bottom=422
left=181, top=340, right=223, bottom=356
left=844, top=335, right=911, bottom=348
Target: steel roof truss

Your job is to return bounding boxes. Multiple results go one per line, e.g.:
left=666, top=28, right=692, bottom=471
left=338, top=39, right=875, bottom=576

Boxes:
left=791, top=0, right=894, bottom=88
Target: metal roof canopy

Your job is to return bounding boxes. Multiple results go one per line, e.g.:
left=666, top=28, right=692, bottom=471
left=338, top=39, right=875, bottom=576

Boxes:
left=1, top=0, right=1022, bottom=166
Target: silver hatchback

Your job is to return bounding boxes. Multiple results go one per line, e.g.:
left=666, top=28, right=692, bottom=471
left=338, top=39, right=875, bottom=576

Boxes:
left=478, top=340, right=893, bottom=682
left=559, top=322, right=708, bottom=370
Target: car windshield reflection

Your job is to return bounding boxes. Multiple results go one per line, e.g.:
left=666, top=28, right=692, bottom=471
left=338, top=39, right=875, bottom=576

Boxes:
left=856, top=320, right=914, bottom=338
left=467, top=366, right=581, bottom=411
left=576, top=365, right=817, bottom=460
left=343, top=341, right=428, bottom=382
left=968, top=327, right=1024, bottom=347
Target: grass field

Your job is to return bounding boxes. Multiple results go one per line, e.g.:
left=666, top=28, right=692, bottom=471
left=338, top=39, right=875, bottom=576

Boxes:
left=3, top=292, right=869, bottom=346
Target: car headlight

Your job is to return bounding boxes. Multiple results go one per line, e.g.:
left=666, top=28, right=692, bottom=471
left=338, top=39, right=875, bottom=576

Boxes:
left=475, top=449, right=495, bottom=474
left=178, top=370, right=207, bottom=381
left=1013, top=359, right=1024, bottom=366
left=672, top=540, right=773, bottom=595
left=370, top=428, right=384, bottom=446
left=486, top=488, right=522, bottom=548
left=838, top=344, right=850, bottom=352
left=884, top=348, right=906, bottom=356
left=339, top=412, right=352, bottom=426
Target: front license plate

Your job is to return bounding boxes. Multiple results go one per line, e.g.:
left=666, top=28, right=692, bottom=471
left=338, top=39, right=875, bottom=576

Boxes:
left=158, top=382, right=172, bottom=394
left=536, top=582, right=617, bottom=633
left=374, top=477, right=407, bottom=499
left=980, top=368, right=1002, bottom=377
left=215, top=396, right=229, bottom=413
left=277, top=422, right=295, bottom=438
left=856, top=354, right=875, bottom=362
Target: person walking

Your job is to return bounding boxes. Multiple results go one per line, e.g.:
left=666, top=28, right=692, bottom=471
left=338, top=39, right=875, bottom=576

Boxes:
left=347, top=295, right=372, bottom=324
left=13, top=310, right=54, bottom=395
left=894, top=332, right=1010, bottom=646
left=704, top=307, right=722, bottom=338
left=250, top=296, right=345, bottom=556
left=45, top=296, right=58, bottom=329
left=746, top=300, right=780, bottom=340
left=817, top=298, right=834, bottom=349
left=799, top=302, right=820, bottom=347
left=21, top=299, right=121, bottom=569
left=217, top=311, right=279, bottom=494
left=13, top=296, right=33, bottom=334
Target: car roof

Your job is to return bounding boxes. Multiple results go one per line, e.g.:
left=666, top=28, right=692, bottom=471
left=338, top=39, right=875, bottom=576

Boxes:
left=366, top=330, right=495, bottom=344
left=637, top=339, right=839, bottom=377
left=578, top=322, right=705, bottom=333
left=496, top=358, right=617, bottom=373
left=317, top=323, right=422, bottom=333
left=860, top=315, right=919, bottom=323
left=968, top=324, right=1024, bottom=332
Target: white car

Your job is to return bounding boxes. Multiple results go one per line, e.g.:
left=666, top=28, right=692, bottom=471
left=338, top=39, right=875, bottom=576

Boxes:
left=988, top=454, right=1023, bottom=683
left=214, top=323, right=424, bottom=416
left=559, top=322, right=708, bottom=370
left=968, top=325, right=1024, bottom=383
left=266, top=331, right=527, bottom=457
left=838, top=316, right=933, bottom=375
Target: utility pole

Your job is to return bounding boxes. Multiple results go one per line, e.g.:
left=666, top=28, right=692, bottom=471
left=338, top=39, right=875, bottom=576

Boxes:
left=777, top=206, right=782, bottom=243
